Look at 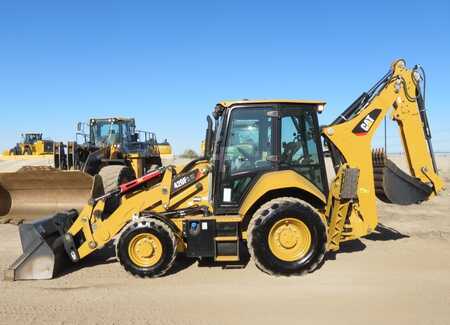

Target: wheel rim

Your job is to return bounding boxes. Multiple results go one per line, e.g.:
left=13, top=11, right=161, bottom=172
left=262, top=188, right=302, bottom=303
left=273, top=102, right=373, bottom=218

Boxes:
left=128, top=233, right=163, bottom=267
left=268, top=218, right=312, bottom=262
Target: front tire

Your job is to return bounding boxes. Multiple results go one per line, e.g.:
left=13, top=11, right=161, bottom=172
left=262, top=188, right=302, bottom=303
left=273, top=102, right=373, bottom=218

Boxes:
left=247, top=197, right=327, bottom=276
left=116, top=218, right=177, bottom=278
left=99, top=165, right=135, bottom=213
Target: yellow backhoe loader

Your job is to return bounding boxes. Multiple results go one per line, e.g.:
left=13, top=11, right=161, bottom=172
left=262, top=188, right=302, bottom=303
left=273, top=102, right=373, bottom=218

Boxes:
left=4, top=59, right=445, bottom=280
left=0, top=117, right=162, bottom=224
left=2, top=133, right=53, bottom=156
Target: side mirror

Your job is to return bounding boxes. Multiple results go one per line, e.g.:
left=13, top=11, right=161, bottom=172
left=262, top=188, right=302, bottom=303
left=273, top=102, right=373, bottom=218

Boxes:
left=131, top=133, right=138, bottom=142
left=76, top=122, right=83, bottom=132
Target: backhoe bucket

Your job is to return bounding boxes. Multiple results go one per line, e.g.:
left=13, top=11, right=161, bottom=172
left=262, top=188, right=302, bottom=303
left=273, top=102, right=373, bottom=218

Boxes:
left=0, top=168, right=93, bottom=224
left=373, top=150, right=433, bottom=205
left=3, top=215, right=72, bottom=281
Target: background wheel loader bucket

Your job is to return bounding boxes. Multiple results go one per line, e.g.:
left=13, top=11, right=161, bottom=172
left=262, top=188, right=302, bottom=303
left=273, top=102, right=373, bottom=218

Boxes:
left=0, top=169, right=93, bottom=224
left=3, top=212, right=79, bottom=281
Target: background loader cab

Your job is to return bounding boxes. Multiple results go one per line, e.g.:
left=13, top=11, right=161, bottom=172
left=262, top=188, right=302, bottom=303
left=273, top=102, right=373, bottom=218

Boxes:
left=23, top=133, right=42, bottom=145
left=54, top=117, right=162, bottom=186
left=210, top=101, right=328, bottom=214
left=83, top=118, right=145, bottom=149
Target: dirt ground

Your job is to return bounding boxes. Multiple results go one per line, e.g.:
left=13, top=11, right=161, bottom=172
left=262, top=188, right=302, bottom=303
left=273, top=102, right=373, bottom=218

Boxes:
left=0, top=155, right=449, bottom=325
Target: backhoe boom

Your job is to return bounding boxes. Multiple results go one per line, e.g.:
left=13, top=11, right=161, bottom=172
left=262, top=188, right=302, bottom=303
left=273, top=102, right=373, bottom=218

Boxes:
left=323, top=59, right=444, bottom=248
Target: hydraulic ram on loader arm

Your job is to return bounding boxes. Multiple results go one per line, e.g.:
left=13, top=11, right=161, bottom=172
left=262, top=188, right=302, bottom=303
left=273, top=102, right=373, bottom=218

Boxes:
left=324, top=59, right=444, bottom=250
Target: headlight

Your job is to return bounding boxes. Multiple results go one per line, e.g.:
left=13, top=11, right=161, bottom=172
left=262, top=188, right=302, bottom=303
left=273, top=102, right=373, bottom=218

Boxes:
left=317, top=104, right=325, bottom=113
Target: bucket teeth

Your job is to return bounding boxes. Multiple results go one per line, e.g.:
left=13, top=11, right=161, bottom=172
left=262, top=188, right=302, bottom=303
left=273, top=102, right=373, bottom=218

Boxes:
left=372, top=148, right=386, bottom=168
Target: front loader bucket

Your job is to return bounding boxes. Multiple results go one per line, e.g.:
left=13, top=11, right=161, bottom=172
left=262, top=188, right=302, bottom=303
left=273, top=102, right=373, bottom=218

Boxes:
left=373, top=150, right=433, bottom=205
left=3, top=216, right=70, bottom=281
left=0, top=169, right=93, bottom=224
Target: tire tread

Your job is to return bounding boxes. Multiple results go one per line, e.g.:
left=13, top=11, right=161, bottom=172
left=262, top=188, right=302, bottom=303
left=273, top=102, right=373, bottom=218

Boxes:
left=247, top=197, right=327, bottom=276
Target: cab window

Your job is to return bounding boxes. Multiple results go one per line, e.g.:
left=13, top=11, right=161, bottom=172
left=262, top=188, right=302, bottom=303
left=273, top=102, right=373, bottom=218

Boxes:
left=280, top=110, right=324, bottom=190
left=220, top=107, right=273, bottom=204
left=225, top=108, right=273, bottom=173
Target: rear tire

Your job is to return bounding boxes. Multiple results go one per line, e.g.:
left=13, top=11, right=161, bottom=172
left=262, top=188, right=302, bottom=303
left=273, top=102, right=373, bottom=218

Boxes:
left=116, top=218, right=177, bottom=278
left=247, top=197, right=327, bottom=276
left=99, top=165, right=135, bottom=213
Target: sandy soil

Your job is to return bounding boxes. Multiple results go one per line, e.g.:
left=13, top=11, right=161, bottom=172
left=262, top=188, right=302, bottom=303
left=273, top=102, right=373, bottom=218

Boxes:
left=0, top=156, right=449, bottom=325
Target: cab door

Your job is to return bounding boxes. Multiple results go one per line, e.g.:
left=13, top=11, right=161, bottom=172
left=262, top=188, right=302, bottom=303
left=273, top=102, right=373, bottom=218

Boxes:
left=214, top=106, right=276, bottom=214
left=278, top=106, right=328, bottom=192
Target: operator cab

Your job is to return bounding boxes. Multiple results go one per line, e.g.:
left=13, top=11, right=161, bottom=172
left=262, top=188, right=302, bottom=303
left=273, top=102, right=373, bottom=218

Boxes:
left=207, top=100, right=328, bottom=215
left=89, top=118, right=136, bottom=147
left=22, top=133, right=43, bottom=145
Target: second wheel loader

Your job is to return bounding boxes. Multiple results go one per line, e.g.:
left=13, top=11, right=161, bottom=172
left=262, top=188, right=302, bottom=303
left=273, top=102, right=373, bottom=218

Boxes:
left=0, top=117, right=162, bottom=224
left=2, top=133, right=54, bottom=156
left=5, top=59, right=445, bottom=280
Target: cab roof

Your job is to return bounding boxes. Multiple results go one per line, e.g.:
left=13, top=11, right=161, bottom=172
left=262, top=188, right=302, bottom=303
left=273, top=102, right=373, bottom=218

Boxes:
left=217, top=99, right=326, bottom=108
left=90, top=117, right=135, bottom=123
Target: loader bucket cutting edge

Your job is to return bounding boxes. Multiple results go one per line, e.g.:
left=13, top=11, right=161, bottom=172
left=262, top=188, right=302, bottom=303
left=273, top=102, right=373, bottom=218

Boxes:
left=3, top=216, right=70, bottom=281
left=0, top=170, right=93, bottom=223
left=373, top=152, right=433, bottom=205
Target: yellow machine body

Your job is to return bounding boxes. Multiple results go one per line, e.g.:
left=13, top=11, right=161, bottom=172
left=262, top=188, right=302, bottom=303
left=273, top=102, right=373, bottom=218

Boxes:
left=5, top=59, right=445, bottom=280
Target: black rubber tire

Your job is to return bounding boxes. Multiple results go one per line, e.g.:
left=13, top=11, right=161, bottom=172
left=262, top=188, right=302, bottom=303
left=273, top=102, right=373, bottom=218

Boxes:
left=99, top=165, right=135, bottom=213
left=116, top=217, right=177, bottom=278
left=99, top=165, right=136, bottom=193
left=247, top=197, right=327, bottom=276
left=23, top=147, right=33, bottom=155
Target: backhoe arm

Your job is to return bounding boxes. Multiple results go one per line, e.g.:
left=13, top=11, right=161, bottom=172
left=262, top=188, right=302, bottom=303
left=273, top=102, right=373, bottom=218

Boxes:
left=322, top=59, right=444, bottom=249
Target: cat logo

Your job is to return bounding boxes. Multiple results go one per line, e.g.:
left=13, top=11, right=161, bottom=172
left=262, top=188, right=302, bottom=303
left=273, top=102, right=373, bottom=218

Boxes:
left=352, top=109, right=382, bottom=136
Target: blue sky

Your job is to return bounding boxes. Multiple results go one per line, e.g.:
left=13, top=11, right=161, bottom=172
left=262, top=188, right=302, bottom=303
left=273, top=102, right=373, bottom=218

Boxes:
left=1, top=0, right=449, bottom=153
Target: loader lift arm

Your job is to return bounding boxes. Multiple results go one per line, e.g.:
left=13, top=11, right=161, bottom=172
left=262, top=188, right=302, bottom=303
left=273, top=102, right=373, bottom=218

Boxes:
left=323, top=59, right=445, bottom=250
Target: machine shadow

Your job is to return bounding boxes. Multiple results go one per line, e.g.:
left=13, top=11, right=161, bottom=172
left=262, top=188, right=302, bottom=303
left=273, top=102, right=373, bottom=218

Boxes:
left=56, top=244, right=118, bottom=278
left=56, top=224, right=409, bottom=278
left=164, top=255, right=197, bottom=277
left=325, top=223, right=409, bottom=263
left=364, top=223, right=410, bottom=241
left=56, top=243, right=247, bottom=279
